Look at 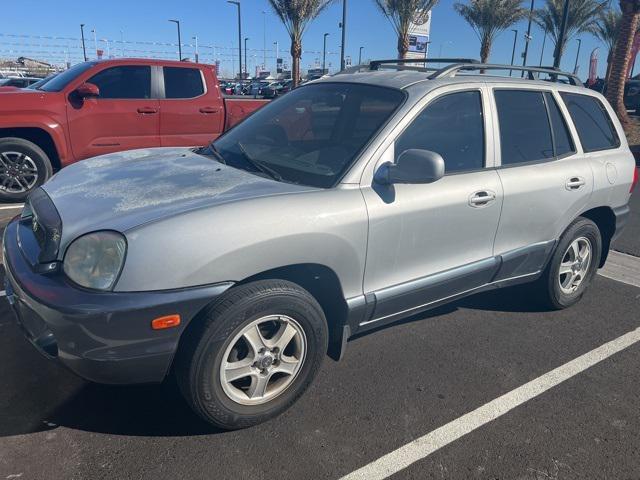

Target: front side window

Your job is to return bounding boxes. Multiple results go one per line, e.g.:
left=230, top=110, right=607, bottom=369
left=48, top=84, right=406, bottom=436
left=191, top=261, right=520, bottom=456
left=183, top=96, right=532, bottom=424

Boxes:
left=87, top=66, right=151, bottom=99
left=560, top=93, right=620, bottom=152
left=163, top=67, right=205, bottom=99
left=495, top=90, right=554, bottom=165
left=39, top=61, right=97, bottom=92
left=395, top=91, right=485, bottom=173
left=211, top=83, right=405, bottom=188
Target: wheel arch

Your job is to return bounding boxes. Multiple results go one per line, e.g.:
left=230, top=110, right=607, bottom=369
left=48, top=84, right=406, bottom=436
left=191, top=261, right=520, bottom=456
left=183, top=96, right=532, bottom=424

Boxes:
left=176, top=263, right=351, bottom=368
left=578, top=206, right=616, bottom=267
left=0, top=127, right=62, bottom=170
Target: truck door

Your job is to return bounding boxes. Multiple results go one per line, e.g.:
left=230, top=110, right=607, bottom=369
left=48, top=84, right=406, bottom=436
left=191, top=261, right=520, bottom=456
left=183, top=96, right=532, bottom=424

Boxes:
left=158, top=65, right=224, bottom=147
left=66, top=65, right=160, bottom=160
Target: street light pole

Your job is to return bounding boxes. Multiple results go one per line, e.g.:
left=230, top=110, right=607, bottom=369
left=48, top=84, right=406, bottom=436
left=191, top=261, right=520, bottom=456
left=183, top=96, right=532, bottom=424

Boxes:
left=120, top=29, right=125, bottom=57
left=539, top=27, right=547, bottom=66
left=510, top=29, right=518, bottom=76
left=323, top=33, right=329, bottom=74
left=340, top=0, right=347, bottom=70
left=274, top=41, right=279, bottom=73
left=359, top=46, right=364, bottom=65
left=521, top=0, right=535, bottom=77
left=574, top=38, right=582, bottom=75
left=80, top=24, right=87, bottom=61
left=553, top=0, right=570, bottom=69
left=244, top=37, right=249, bottom=79
left=228, top=1, right=242, bottom=79
left=193, top=35, right=199, bottom=63
left=169, top=20, right=182, bottom=60
left=262, top=10, right=267, bottom=70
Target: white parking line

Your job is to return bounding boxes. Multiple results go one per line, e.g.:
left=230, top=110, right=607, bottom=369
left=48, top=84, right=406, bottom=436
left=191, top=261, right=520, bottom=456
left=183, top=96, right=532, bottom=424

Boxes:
left=0, top=290, right=5, bottom=297
left=599, top=251, right=640, bottom=288
left=341, top=326, right=640, bottom=480
left=0, top=204, right=23, bottom=211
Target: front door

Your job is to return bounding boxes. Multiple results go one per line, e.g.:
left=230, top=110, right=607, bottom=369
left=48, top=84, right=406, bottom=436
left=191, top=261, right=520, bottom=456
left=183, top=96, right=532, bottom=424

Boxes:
left=67, top=64, right=159, bottom=160
left=361, top=88, right=503, bottom=324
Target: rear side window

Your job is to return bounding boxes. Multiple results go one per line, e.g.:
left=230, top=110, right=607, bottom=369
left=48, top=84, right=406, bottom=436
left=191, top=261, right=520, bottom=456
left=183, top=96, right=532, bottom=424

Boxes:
left=495, top=90, right=554, bottom=165
left=88, top=66, right=151, bottom=99
left=560, top=93, right=620, bottom=152
left=164, top=67, right=205, bottom=99
left=395, top=91, right=484, bottom=173
left=544, top=92, right=575, bottom=157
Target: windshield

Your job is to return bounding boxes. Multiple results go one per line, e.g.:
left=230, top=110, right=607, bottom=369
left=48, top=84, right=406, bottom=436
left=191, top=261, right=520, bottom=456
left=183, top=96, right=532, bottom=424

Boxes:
left=39, top=61, right=97, bottom=92
left=212, top=83, right=404, bottom=188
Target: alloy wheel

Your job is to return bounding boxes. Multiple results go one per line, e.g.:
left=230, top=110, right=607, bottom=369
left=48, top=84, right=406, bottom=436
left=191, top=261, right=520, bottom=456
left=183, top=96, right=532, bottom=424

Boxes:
left=558, top=236, right=592, bottom=295
left=0, top=151, right=39, bottom=194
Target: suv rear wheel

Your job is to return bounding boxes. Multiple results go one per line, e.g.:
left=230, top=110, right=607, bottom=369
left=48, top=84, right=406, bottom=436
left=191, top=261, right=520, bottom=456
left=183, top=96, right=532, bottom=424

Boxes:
left=175, top=279, right=328, bottom=429
left=0, top=137, right=53, bottom=202
left=537, top=217, right=602, bottom=310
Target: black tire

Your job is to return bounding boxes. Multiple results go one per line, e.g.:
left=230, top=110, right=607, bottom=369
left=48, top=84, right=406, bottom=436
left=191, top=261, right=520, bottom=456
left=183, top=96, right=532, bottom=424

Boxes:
left=0, top=137, right=53, bottom=202
left=536, top=217, right=602, bottom=310
left=175, top=279, right=328, bottom=430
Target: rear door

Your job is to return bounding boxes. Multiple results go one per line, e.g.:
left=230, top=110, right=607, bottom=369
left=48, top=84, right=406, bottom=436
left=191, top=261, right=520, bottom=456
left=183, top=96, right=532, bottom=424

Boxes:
left=158, top=65, right=224, bottom=146
left=491, top=87, right=594, bottom=276
left=66, top=65, right=159, bottom=160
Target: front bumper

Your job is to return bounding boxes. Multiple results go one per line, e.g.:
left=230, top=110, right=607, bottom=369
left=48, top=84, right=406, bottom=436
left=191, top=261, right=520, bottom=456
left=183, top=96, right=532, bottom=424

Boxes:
left=3, top=218, right=232, bottom=384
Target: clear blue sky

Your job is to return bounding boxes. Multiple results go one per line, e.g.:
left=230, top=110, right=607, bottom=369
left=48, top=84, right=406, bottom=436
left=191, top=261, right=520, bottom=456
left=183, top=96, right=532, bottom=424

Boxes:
left=2, top=0, right=615, bottom=80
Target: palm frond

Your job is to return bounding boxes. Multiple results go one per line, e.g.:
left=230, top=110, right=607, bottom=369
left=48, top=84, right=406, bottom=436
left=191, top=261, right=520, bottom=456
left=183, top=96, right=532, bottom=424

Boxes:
left=533, top=0, right=608, bottom=46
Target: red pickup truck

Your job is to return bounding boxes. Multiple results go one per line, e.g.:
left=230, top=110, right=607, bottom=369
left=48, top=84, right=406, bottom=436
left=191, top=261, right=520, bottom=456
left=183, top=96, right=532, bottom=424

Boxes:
left=0, top=59, right=269, bottom=200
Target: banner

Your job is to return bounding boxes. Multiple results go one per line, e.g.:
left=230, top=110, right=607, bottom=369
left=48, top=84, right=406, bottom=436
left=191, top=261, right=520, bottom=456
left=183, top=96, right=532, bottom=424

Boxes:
left=588, top=48, right=599, bottom=86
left=406, top=10, right=431, bottom=60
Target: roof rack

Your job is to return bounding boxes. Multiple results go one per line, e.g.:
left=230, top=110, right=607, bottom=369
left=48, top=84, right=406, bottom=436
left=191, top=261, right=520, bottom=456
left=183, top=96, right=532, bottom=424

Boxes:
left=369, top=58, right=479, bottom=71
left=430, top=63, right=581, bottom=86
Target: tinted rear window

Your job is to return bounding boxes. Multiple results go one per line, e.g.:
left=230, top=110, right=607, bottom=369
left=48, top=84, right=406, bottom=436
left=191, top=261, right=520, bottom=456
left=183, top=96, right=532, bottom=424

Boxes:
left=545, top=92, right=575, bottom=157
left=164, top=67, right=205, bottom=99
left=560, top=93, right=619, bottom=152
left=495, top=90, right=554, bottom=165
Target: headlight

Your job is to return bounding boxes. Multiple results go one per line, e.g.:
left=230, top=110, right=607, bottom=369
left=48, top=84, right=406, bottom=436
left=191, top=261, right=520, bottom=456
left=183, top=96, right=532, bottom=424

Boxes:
left=63, top=231, right=127, bottom=290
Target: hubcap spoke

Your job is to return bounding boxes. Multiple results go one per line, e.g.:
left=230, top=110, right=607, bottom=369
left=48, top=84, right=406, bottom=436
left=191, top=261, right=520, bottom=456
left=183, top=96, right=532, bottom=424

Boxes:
left=219, top=314, right=307, bottom=405
left=559, top=263, right=573, bottom=276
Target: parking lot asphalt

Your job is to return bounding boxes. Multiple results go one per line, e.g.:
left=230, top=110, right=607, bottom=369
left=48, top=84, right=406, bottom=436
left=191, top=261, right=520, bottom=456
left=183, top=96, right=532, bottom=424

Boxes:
left=0, top=197, right=639, bottom=479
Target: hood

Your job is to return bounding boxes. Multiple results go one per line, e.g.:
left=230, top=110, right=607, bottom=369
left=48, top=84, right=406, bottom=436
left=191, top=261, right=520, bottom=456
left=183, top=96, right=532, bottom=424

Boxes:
left=42, top=147, right=315, bottom=249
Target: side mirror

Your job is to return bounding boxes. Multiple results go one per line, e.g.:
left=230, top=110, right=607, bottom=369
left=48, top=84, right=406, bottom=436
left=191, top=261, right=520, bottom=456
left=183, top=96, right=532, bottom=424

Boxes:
left=75, top=82, right=100, bottom=99
left=374, top=149, right=445, bottom=185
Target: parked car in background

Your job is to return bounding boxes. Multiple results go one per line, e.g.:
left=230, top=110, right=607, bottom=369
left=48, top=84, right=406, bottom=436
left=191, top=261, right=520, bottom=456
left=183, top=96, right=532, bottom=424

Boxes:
left=586, top=77, right=640, bottom=115
left=4, top=60, right=635, bottom=429
left=0, top=76, right=41, bottom=88
left=261, top=80, right=293, bottom=98
left=26, top=73, right=58, bottom=90
left=0, top=58, right=270, bottom=200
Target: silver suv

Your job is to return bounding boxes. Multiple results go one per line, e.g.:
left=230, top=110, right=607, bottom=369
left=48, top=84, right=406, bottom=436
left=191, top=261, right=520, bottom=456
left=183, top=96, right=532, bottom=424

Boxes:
left=4, top=60, right=636, bottom=429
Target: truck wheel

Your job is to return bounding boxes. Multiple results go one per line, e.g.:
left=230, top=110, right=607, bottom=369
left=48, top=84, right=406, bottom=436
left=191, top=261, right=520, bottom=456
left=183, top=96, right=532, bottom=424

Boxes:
left=536, top=217, right=602, bottom=310
left=175, top=279, right=328, bottom=429
left=0, top=137, right=53, bottom=202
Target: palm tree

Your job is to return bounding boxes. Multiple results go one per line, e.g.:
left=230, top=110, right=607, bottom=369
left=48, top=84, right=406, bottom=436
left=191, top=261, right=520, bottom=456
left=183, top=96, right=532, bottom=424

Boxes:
left=374, top=0, right=439, bottom=59
left=534, top=0, right=607, bottom=64
left=453, top=0, right=528, bottom=64
left=605, top=0, right=640, bottom=124
left=593, top=9, right=622, bottom=82
left=268, top=0, right=335, bottom=87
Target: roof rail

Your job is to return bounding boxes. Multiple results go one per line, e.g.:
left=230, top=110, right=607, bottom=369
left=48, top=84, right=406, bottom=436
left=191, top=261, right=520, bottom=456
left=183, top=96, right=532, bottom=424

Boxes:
left=369, top=58, right=479, bottom=71
left=430, top=63, right=582, bottom=86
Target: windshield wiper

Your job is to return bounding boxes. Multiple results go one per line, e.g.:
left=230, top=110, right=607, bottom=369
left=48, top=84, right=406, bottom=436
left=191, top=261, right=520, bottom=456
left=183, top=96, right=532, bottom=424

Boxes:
left=196, top=144, right=226, bottom=164
left=236, top=142, right=283, bottom=182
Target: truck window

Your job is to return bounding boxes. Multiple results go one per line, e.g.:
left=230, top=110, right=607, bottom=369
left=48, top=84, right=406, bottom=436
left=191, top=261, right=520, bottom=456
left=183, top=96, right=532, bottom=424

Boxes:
left=87, top=66, right=151, bottom=99
left=163, top=67, right=205, bottom=99
left=560, top=93, right=620, bottom=153
left=495, top=90, right=554, bottom=165
left=39, top=61, right=97, bottom=92
left=395, top=91, right=485, bottom=173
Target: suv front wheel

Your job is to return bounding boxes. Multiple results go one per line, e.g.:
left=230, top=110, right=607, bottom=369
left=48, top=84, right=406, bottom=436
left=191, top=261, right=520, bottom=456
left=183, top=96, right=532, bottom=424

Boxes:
left=537, top=217, right=602, bottom=310
left=0, top=137, right=53, bottom=202
left=175, top=279, right=328, bottom=429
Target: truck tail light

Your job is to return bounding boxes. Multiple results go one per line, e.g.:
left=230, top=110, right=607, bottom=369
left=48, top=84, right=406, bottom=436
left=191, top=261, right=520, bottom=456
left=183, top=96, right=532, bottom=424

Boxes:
left=632, top=167, right=639, bottom=194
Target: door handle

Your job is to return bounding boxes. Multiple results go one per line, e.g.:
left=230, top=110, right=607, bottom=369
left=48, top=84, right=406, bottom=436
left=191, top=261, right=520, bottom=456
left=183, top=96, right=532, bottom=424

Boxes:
left=199, top=107, right=220, bottom=114
left=566, top=177, right=586, bottom=190
left=469, top=190, right=496, bottom=207
left=137, top=107, right=158, bottom=114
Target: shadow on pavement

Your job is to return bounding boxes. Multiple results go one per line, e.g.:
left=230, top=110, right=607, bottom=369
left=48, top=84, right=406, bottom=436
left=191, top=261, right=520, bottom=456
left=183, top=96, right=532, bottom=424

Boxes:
left=0, top=283, right=578, bottom=439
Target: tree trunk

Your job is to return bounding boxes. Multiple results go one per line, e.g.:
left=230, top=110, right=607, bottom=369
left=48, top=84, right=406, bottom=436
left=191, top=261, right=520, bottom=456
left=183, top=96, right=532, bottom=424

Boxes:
left=480, top=39, right=491, bottom=64
left=605, top=1, right=640, bottom=124
left=291, top=39, right=302, bottom=88
left=605, top=50, right=613, bottom=84
left=397, top=33, right=409, bottom=59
